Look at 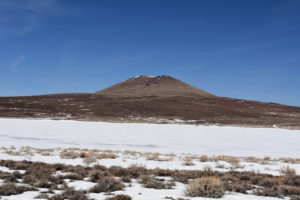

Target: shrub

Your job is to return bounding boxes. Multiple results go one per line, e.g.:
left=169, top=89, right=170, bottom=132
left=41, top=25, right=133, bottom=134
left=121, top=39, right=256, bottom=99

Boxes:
left=35, top=179, right=53, bottom=188
left=199, top=155, right=209, bottom=162
left=127, top=165, right=147, bottom=178
left=105, top=194, right=132, bottom=200
left=23, top=162, right=54, bottom=184
left=224, top=156, right=240, bottom=165
left=97, top=152, right=118, bottom=159
left=216, top=163, right=225, bottom=169
left=284, top=175, right=300, bottom=186
left=53, top=163, right=66, bottom=171
left=48, top=188, right=89, bottom=200
left=183, top=156, right=195, bottom=166
left=108, top=165, right=147, bottom=178
left=34, top=193, right=49, bottom=199
left=0, top=182, right=37, bottom=196
left=109, top=166, right=129, bottom=177
left=253, top=188, right=282, bottom=198
left=184, top=177, right=224, bottom=198
left=202, top=165, right=214, bottom=176
left=89, top=176, right=124, bottom=193
left=279, top=166, right=296, bottom=176
left=239, top=174, right=251, bottom=181
left=146, top=153, right=165, bottom=161
left=89, top=170, right=110, bottom=182
left=121, top=175, right=132, bottom=183
left=250, top=177, right=277, bottom=188
left=224, top=182, right=252, bottom=194
left=278, top=185, right=300, bottom=196
left=171, top=170, right=205, bottom=184
left=291, top=196, right=300, bottom=200
left=67, top=165, right=88, bottom=180
left=139, top=175, right=175, bottom=189
left=15, top=161, right=31, bottom=170
left=165, top=197, right=191, bottom=200
left=60, top=150, right=79, bottom=159
left=6, top=171, right=22, bottom=182
left=83, top=153, right=97, bottom=165
left=153, top=168, right=173, bottom=177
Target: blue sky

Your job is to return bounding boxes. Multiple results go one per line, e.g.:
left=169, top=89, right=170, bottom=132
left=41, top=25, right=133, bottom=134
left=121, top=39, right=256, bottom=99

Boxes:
left=0, top=0, right=299, bottom=106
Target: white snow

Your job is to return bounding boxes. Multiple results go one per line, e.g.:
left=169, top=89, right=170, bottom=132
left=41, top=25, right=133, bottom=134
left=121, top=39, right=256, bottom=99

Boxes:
left=0, top=118, right=299, bottom=158
left=67, top=180, right=97, bottom=190
left=0, top=166, right=13, bottom=173
left=0, top=191, right=41, bottom=200
left=0, top=118, right=299, bottom=200
left=133, top=75, right=155, bottom=79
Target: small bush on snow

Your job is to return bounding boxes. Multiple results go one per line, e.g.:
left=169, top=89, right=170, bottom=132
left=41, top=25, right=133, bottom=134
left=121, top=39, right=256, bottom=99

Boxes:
left=89, top=176, right=124, bottom=193
left=105, top=194, right=132, bottom=200
left=278, top=185, right=300, bottom=196
left=88, top=169, right=110, bottom=182
left=184, top=177, right=224, bottom=198
left=48, top=187, right=89, bottom=200
left=0, top=182, right=37, bottom=196
left=283, top=175, right=300, bottom=186
left=139, top=175, right=175, bottom=189
left=279, top=166, right=296, bottom=176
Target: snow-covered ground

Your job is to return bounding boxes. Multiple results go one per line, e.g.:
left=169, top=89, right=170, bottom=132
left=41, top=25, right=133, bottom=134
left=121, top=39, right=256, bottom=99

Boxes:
left=0, top=118, right=299, bottom=200
left=1, top=145, right=300, bottom=176
left=0, top=118, right=300, bottom=158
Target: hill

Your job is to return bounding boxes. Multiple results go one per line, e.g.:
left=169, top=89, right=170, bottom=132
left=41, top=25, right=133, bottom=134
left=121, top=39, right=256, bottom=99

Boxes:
left=0, top=75, right=299, bottom=129
left=96, top=75, right=215, bottom=98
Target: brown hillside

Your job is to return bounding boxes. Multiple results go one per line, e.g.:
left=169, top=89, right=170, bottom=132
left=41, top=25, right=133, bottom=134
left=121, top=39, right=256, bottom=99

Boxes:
left=96, top=75, right=215, bottom=98
left=0, top=75, right=299, bottom=129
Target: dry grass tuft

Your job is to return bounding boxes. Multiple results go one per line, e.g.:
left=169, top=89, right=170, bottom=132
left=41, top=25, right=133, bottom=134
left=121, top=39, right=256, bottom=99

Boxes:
left=139, top=175, right=175, bottom=189
left=105, top=194, right=132, bottom=200
left=283, top=175, right=300, bottom=186
left=279, top=158, right=300, bottom=164
left=49, top=187, right=90, bottom=200
left=199, top=155, right=209, bottom=162
left=278, top=185, right=300, bottom=196
left=279, top=166, right=296, bottom=176
left=183, top=156, right=195, bottom=166
left=89, top=176, right=124, bottom=193
left=60, top=150, right=79, bottom=159
left=88, top=170, right=110, bottom=182
left=145, top=152, right=174, bottom=162
left=202, top=165, right=214, bottom=176
left=0, top=182, right=38, bottom=196
left=184, top=177, right=224, bottom=198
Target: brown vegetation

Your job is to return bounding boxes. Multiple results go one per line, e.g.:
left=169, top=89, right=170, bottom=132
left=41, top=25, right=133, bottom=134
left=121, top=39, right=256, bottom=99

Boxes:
left=279, top=166, right=297, bottom=176
left=0, top=182, right=37, bottom=196
left=1, top=75, right=300, bottom=128
left=105, top=194, right=132, bottom=200
left=184, top=177, right=224, bottom=198
left=89, top=176, right=124, bottom=193
left=48, top=188, right=89, bottom=200
left=139, top=175, right=175, bottom=189
left=0, top=159, right=300, bottom=199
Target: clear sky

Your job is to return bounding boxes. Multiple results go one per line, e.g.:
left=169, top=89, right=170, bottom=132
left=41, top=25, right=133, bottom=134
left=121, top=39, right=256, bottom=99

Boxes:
left=0, top=0, right=299, bottom=106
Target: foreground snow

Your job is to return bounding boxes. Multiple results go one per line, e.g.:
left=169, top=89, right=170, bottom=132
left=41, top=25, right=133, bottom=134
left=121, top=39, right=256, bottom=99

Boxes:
left=0, top=118, right=299, bottom=200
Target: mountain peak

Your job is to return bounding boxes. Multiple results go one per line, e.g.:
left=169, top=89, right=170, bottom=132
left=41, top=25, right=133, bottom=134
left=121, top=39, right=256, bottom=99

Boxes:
left=96, top=75, right=215, bottom=98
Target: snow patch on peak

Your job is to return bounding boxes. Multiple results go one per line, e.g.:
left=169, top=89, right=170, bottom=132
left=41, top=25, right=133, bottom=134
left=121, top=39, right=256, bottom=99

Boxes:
left=133, top=75, right=156, bottom=79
